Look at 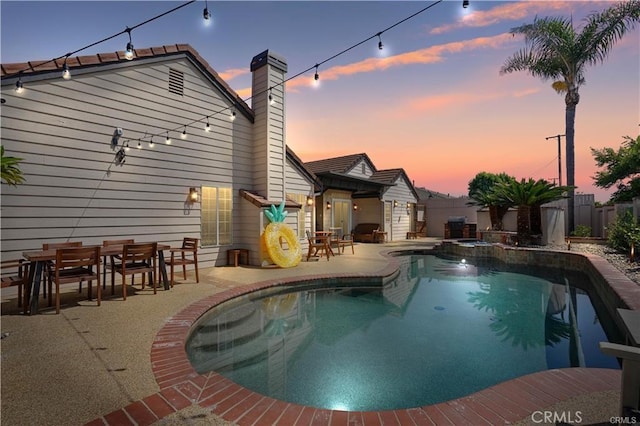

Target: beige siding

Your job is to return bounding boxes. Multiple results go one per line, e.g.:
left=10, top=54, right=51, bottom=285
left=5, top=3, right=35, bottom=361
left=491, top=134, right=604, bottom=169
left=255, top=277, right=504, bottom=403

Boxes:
left=285, top=160, right=314, bottom=247
left=1, top=56, right=252, bottom=266
left=346, top=159, right=374, bottom=179
left=252, top=64, right=286, bottom=201
left=382, top=177, right=417, bottom=241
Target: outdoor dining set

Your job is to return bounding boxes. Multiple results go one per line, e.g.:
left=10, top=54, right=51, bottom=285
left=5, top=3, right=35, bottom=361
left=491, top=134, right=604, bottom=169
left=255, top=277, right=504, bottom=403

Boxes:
left=306, top=229, right=355, bottom=261
left=0, top=237, right=199, bottom=315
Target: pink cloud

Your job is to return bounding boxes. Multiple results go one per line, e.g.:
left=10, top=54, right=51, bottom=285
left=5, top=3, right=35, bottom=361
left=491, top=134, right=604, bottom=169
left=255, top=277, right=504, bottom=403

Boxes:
left=218, top=68, right=248, bottom=81
left=284, top=34, right=515, bottom=92
left=430, top=1, right=612, bottom=35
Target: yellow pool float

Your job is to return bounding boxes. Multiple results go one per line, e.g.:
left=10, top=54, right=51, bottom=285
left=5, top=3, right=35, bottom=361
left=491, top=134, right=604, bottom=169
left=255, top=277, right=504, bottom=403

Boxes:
left=261, top=202, right=302, bottom=268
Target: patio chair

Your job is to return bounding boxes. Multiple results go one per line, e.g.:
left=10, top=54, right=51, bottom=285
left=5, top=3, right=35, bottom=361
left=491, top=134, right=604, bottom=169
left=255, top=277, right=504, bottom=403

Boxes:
left=336, top=233, right=355, bottom=254
left=102, top=239, right=135, bottom=292
left=43, top=241, right=83, bottom=306
left=306, top=231, right=330, bottom=261
left=1, top=258, right=30, bottom=309
left=167, top=237, right=199, bottom=286
left=51, top=246, right=101, bottom=314
left=111, top=242, right=157, bottom=300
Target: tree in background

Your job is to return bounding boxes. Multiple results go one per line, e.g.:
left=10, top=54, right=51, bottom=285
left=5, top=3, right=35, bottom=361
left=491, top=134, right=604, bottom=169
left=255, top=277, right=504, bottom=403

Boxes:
left=500, top=1, right=640, bottom=234
left=592, top=135, right=640, bottom=203
left=468, top=172, right=515, bottom=230
left=1, top=146, right=25, bottom=186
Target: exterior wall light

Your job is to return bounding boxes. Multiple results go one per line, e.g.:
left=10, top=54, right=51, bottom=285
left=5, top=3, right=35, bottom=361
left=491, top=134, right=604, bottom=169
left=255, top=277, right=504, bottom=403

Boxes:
left=326, top=201, right=331, bottom=209
left=353, top=203, right=358, bottom=211
left=306, top=196, right=314, bottom=206
left=393, top=200, right=398, bottom=208
left=189, top=187, right=199, bottom=203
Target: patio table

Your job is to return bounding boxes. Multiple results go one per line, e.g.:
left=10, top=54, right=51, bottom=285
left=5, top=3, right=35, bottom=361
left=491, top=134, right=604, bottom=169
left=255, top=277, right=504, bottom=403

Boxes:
left=22, top=243, right=171, bottom=315
left=313, top=231, right=335, bottom=257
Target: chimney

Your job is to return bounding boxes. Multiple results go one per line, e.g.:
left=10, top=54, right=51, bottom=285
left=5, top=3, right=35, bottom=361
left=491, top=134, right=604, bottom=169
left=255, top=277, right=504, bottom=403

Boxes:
left=250, top=50, right=288, bottom=201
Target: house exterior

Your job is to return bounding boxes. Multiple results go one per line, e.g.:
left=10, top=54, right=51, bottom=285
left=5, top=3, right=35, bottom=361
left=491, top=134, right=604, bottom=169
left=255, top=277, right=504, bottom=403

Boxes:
left=1, top=45, right=318, bottom=267
left=305, top=153, right=418, bottom=241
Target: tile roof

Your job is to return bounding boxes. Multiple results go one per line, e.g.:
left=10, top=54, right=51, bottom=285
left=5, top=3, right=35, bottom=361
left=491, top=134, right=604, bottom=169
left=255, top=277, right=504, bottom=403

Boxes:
left=370, top=168, right=404, bottom=185
left=1, top=44, right=252, bottom=119
left=304, top=153, right=375, bottom=175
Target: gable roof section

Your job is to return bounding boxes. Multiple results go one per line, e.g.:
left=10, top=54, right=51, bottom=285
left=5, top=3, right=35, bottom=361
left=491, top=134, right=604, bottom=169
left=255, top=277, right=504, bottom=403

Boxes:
left=373, top=168, right=419, bottom=201
left=305, top=153, right=376, bottom=175
left=1, top=44, right=254, bottom=121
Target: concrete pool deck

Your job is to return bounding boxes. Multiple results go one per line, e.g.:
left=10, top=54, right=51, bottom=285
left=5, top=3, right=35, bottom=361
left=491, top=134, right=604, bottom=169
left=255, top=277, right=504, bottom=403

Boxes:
left=0, top=238, right=626, bottom=425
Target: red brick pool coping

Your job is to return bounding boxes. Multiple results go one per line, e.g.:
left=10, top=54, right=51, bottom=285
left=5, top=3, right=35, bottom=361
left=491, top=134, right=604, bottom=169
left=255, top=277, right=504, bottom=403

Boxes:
left=87, top=270, right=623, bottom=426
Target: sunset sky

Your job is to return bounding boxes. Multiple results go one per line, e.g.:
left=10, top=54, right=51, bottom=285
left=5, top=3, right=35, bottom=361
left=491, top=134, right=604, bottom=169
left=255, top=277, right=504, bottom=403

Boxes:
left=2, top=1, right=638, bottom=202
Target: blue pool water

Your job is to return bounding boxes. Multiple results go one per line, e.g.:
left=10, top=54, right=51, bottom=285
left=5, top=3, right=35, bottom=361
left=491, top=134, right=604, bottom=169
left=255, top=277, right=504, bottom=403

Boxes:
left=186, top=254, right=621, bottom=411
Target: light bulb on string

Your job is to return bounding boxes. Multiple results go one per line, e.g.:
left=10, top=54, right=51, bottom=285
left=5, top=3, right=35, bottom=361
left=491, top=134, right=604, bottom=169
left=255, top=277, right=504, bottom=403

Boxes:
left=230, top=110, right=237, bottom=121
left=181, top=126, right=187, bottom=139
left=269, top=88, right=275, bottom=105
left=61, top=57, right=71, bottom=80
left=165, top=131, right=171, bottom=144
left=149, top=136, right=154, bottom=148
left=377, top=33, right=384, bottom=50
left=312, top=64, right=320, bottom=88
left=203, top=0, right=211, bottom=20
left=137, top=140, right=142, bottom=149
left=205, top=117, right=211, bottom=132
left=124, top=28, right=135, bottom=60
left=15, top=78, right=24, bottom=93
left=124, top=142, right=130, bottom=151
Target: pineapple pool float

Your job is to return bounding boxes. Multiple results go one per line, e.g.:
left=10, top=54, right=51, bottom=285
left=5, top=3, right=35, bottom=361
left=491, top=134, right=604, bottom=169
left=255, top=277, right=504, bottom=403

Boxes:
left=261, top=202, right=302, bottom=268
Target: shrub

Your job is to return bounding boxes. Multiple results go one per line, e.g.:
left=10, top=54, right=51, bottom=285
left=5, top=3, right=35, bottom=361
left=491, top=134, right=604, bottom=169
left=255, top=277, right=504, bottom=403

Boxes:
left=570, top=225, right=592, bottom=237
left=607, top=210, right=640, bottom=253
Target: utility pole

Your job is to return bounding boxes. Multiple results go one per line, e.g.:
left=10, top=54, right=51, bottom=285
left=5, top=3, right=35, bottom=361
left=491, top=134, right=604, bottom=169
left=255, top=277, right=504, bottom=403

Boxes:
left=545, top=134, right=565, bottom=186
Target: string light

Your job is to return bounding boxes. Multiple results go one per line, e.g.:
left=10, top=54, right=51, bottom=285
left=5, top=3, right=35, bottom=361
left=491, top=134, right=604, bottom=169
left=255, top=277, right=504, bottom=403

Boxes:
left=149, top=136, right=154, bottom=147
left=204, top=117, right=211, bottom=132
left=124, top=27, right=134, bottom=60
left=62, top=56, right=71, bottom=80
left=100, top=0, right=447, bottom=152
left=230, top=110, right=237, bottom=121
left=7, top=0, right=448, bottom=155
left=15, top=78, right=24, bottom=93
left=268, top=88, right=275, bottom=105
left=124, top=142, right=130, bottom=151
left=165, top=131, right=171, bottom=144
left=463, top=0, right=469, bottom=8
left=203, top=0, right=211, bottom=20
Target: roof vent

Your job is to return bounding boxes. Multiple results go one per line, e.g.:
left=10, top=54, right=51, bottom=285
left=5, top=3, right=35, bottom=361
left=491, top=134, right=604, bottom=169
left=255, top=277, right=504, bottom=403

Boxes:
left=168, top=68, right=184, bottom=96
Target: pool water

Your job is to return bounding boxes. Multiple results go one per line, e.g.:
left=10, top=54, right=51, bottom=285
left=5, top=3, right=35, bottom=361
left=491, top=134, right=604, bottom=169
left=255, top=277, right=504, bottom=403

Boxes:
left=186, top=254, right=621, bottom=411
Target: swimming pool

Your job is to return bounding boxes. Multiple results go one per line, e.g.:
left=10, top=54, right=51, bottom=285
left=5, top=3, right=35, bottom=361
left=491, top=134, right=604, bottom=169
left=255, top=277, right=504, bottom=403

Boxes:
left=186, top=254, right=621, bottom=411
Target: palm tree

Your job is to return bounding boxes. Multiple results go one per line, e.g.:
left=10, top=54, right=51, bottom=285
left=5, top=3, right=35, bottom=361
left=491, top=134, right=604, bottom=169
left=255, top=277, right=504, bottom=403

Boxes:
left=495, top=178, right=570, bottom=245
left=500, top=1, right=640, bottom=234
left=468, top=172, right=515, bottom=230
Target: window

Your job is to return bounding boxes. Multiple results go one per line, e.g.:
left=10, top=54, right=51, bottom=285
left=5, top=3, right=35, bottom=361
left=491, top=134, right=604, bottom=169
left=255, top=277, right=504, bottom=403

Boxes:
left=286, top=193, right=306, bottom=239
left=201, top=186, right=232, bottom=246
